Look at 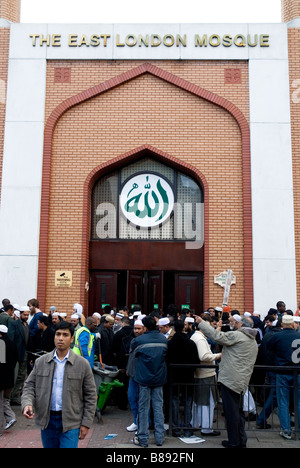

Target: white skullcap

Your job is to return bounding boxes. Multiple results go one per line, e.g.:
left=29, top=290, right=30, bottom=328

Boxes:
left=282, top=315, right=294, bottom=325
left=13, top=304, right=20, bottom=311
left=73, top=303, right=83, bottom=316
left=158, top=317, right=170, bottom=326
left=71, top=314, right=79, bottom=320
left=20, top=306, right=30, bottom=312
left=52, top=312, right=60, bottom=317
left=0, top=325, right=8, bottom=333
left=134, top=320, right=144, bottom=326
left=133, top=311, right=141, bottom=316
left=60, top=313, right=67, bottom=317
left=185, top=317, right=195, bottom=323
left=92, top=312, right=101, bottom=319
left=232, top=314, right=241, bottom=322
left=244, top=312, right=251, bottom=317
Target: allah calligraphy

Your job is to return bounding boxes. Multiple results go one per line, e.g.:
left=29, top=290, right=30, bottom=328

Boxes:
left=120, top=173, right=174, bottom=228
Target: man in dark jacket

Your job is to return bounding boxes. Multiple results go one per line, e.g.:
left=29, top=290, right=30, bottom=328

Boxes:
left=166, top=320, right=200, bottom=437
left=267, top=314, right=300, bottom=439
left=8, top=306, right=30, bottom=405
left=129, top=315, right=168, bottom=447
left=0, top=325, right=18, bottom=436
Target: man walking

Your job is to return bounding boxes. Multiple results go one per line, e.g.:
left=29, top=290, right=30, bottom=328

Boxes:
left=21, top=321, right=97, bottom=448
left=129, top=315, right=168, bottom=447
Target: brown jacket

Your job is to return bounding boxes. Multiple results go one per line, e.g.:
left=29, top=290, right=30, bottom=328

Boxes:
left=21, top=349, right=97, bottom=432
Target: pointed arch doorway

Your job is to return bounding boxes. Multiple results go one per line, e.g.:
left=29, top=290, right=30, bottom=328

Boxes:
left=88, top=147, right=206, bottom=316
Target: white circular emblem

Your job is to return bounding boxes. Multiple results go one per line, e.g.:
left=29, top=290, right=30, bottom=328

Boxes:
left=120, top=173, right=174, bottom=228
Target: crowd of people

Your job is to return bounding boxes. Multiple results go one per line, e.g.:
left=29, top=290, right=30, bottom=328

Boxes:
left=0, top=297, right=299, bottom=448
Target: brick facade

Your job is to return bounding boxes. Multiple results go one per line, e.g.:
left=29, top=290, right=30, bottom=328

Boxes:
left=0, top=27, right=10, bottom=202
left=282, top=0, right=300, bottom=22
left=0, top=0, right=20, bottom=22
left=288, top=28, right=300, bottom=309
left=40, top=60, right=250, bottom=315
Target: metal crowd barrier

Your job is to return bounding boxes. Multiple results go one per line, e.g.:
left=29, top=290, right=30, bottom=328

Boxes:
left=168, top=364, right=300, bottom=441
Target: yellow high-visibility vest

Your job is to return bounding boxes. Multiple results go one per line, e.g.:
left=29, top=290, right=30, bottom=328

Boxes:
left=73, top=326, right=94, bottom=357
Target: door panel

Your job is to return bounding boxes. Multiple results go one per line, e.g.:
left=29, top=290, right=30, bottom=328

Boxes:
left=175, top=273, right=203, bottom=315
left=89, top=271, right=117, bottom=313
left=148, top=272, right=163, bottom=313
left=127, top=271, right=144, bottom=310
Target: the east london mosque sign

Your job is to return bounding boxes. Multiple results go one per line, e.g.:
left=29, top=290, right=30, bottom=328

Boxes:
left=29, top=32, right=270, bottom=49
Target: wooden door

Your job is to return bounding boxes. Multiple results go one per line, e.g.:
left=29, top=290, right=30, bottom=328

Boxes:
left=147, top=271, right=163, bottom=313
left=127, top=271, right=144, bottom=311
left=175, top=273, right=203, bottom=315
left=89, top=271, right=117, bottom=314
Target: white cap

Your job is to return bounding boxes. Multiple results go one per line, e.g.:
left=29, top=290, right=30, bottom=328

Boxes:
left=133, top=311, right=141, bottom=317
left=185, top=317, right=195, bottom=323
left=20, top=306, right=30, bottom=312
left=158, top=317, right=170, bottom=326
left=92, top=312, right=101, bottom=319
left=73, top=303, right=83, bottom=316
left=71, top=314, right=79, bottom=320
left=244, top=312, right=251, bottom=317
left=134, top=320, right=144, bottom=326
left=12, top=304, right=20, bottom=311
left=232, top=314, right=241, bottom=322
left=0, top=325, right=8, bottom=333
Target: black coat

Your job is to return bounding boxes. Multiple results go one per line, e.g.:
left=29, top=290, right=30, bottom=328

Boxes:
left=8, top=319, right=29, bottom=362
left=166, top=332, right=200, bottom=384
left=0, top=335, right=18, bottom=390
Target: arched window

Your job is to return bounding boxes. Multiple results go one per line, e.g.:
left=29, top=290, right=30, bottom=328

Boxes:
left=91, top=157, right=204, bottom=242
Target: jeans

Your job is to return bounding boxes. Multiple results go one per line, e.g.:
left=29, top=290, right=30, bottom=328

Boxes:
left=172, top=386, right=193, bottom=436
left=276, top=373, right=300, bottom=433
left=41, top=413, right=80, bottom=448
left=257, top=372, right=277, bottom=426
left=128, top=379, right=138, bottom=424
left=138, top=385, right=165, bottom=447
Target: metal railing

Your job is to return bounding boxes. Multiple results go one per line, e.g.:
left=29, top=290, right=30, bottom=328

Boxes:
left=168, top=364, right=300, bottom=441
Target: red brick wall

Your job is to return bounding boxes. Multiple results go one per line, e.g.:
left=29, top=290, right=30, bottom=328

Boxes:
left=288, top=28, right=300, bottom=306
left=282, top=0, right=300, bottom=22
left=0, top=0, right=20, bottom=22
left=0, top=28, right=10, bottom=202
left=40, top=60, right=250, bottom=316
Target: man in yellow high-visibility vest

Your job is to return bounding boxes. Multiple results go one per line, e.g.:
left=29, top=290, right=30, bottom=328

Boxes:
left=73, top=317, right=97, bottom=369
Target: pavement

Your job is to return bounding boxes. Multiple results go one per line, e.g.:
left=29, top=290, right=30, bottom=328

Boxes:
left=0, top=403, right=299, bottom=450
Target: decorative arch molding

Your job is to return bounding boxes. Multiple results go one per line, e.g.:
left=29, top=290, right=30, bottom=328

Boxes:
left=38, top=62, right=253, bottom=312
left=82, top=144, right=210, bottom=310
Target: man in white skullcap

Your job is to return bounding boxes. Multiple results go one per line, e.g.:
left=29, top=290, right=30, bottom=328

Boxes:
left=229, top=314, right=242, bottom=331
left=184, top=317, right=195, bottom=338
left=73, top=303, right=85, bottom=325
left=158, top=317, right=175, bottom=341
left=70, top=314, right=81, bottom=333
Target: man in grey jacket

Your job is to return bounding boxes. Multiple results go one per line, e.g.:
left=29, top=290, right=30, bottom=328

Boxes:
left=196, top=315, right=258, bottom=448
left=22, top=321, right=97, bottom=448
